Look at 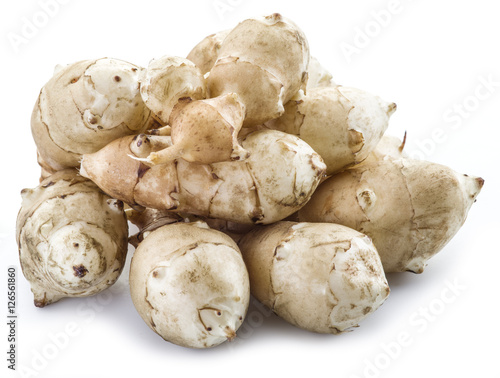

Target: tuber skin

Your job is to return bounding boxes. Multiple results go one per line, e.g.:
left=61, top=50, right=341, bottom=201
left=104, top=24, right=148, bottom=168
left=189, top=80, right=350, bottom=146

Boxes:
left=306, top=56, right=336, bottom=90
left=32, top=58, right=155, bottom=176
left=16, top=170, right=129, bottom=307
left=141, top=93, right=249, bottom=166
left=266, top=86, right=396, bottom=175
left=238, top=221, right=390, bottom=334
left=140, top=56, right=207, bottom=126
left=299, top=137, right=484, bottom=273
left=80, top=129, right=326, bottom=225
left=207, top=13, right=310, bottom=127
left=129, top=221, right=250, bottom=348
left=186, top=29, right=230, bottom=75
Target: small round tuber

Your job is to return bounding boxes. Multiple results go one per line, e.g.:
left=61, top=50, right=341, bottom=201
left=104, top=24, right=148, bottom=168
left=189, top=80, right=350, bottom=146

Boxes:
left=186, top=29, right=231, bottom=75
left=306, top=56, right=336, bottom=90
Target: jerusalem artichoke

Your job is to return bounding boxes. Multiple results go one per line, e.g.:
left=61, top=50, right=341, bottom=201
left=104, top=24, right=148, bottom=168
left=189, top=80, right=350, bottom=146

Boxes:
left=129, top=221, right=249, bottom=348
left=239, top=221, right=390, bottom=333
left=32, top=58, right=154, bottom=176
left=207, top=13, right=310, bottom=126
left=266, top=86, right=396, bottom=175
left=80, top=129, right=326, bottom=225
left=140, top=56, right=207, bottom=126
left=16, top=170, right=128, bottom=307
left=299, top=137, right=484, bottom=273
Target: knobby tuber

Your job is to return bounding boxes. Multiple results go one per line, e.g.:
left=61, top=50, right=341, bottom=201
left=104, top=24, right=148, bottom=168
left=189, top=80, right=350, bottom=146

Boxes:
left=129, top=221, right=250, bottom=348
left=141, top=93, right=248, bottom=166
left=207, top=13, right=310, bottom=126
left=32, top=58, right=154, bottom=177
left=80, top=129, right=326, bottom=225
left=16, top=170, right=128, bottom=307
left=299, top=136, right=484, bottom=273
left=140, top=55, right=207, bottom=126
left=266, top=86, right=396, bottom=175
left=239, top=222, right=390, bottom=333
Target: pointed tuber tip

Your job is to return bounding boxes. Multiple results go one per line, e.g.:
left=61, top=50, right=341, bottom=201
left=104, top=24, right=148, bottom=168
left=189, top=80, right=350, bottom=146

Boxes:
left=387, top=102, right=397, bottom=117
left=225, top=327, right=237, bottom=342
left=476, top=177, right=485, bottom=190
left=399, top=131, right=407, bottom=153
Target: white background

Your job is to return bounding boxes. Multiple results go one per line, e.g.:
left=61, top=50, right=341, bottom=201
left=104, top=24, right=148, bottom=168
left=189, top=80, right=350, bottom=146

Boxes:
left=1, top=0, right=499, bottom=377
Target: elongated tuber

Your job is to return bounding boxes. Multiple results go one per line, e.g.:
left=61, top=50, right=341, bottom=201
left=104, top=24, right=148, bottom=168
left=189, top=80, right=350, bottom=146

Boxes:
left=32, top=58, right=154, bottom=176
left=238, top=221, right=389, bottom=334
left=266, top=86, right=396, bottom=175
left=80, top=129, right=326, bottom=224
left=299, top=138, right=484, bottom=273
left=129, top=221, right=250, bottom=348
left=16, top=170, right=128, bottom=307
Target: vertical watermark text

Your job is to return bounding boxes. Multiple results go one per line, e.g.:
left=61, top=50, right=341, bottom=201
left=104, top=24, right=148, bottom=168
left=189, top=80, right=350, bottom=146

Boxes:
left=6, top=267, right=17, bottom=372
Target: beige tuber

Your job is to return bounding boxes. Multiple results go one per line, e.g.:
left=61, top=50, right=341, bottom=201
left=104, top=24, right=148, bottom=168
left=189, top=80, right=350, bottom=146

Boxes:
left=140, top=56, right=207, bottom=126
left=306, top=56, right=336, bottom=89
left=239, top=221, right=390, bottom=334
left=299, top=136, right=484, bottom=273
left=139, top=93, right=248, bottom=166
left=266, top=86, right=396, bottom=175
left=207, top=13, right=310, bottom=126
left=187, top=29, right=230, bottom=75
left=32, top=58, right=154, bottom=176
left=129, top=221, right=250, bottom=348
left=80, top=129, right=326, bottom=225
left=16, top=170, right=129, bottom=307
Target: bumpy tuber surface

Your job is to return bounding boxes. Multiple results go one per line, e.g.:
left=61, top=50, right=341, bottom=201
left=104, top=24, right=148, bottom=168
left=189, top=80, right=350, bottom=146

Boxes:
left=207, top=13, right=310, bottom=127
left=266, top=86, right=396, bottom=175
left=186, top=30, right=230, bottom=75
left=239, top=222, right=390, bottom=333
left=129, top=222, right=250, bottom=348
left=142, top=93, right=248, bottom=165
left=80, top=129, right=326, bottom=224
left=299, top=137, right=484, bottom=273
left=140, top=56, right=207, bottom=126
left=32, top=58, right=154, bottom=176
left=306, top=56, right=336, bottom=90
left=16, top=170, right=129, bottom=307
